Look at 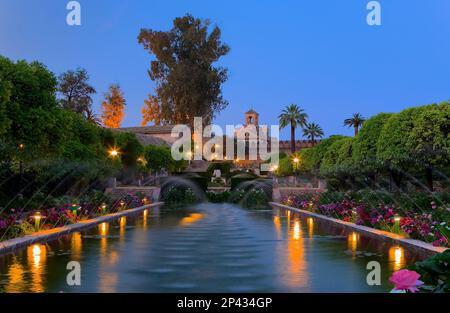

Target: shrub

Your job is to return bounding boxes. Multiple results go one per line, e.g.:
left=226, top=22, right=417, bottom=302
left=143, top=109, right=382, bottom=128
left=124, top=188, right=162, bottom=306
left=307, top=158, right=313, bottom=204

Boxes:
left=242, top=188, right=269, bottom=209
left=206, top=191, right=230, bottom=203
left=409, top=250, right=450, bottom=293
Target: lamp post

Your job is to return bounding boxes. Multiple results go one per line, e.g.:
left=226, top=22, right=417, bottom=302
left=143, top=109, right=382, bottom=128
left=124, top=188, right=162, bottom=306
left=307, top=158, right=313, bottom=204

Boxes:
left=393, top=214, right=402, bottom=234
left=292, top=157, right=300, bottom=186
left=18, top=143, right=24, bottom=193
left=100, top=203, right=107, bottom=214
left=31, top=211, right=45, bottom=232
left=70, top=204, right=80, bottom=217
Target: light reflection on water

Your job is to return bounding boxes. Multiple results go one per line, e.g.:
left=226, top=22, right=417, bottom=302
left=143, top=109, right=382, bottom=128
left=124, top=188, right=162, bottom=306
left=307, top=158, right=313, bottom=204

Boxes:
left=0, top=204, right=420, bottom=293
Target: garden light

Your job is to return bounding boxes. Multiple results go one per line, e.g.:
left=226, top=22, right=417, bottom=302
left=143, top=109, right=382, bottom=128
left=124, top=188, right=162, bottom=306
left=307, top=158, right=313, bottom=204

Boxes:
left=18, top=143, right=25, bottom=150
left=393, top=214, right=402, bottom=234
left=293, top=157, right=299, bottom=163
left=100, top=203, right=107, bottom=214
left=70, top=204, right=80, bottom=217
left=31, top=211, right=45, bottom=232
left=109, top=149, right=119, bottom=157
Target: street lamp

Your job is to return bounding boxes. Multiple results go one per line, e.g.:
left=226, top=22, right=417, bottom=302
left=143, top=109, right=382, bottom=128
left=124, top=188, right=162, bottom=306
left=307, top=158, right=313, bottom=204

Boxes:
left=109, top=149, right=119, bottom=157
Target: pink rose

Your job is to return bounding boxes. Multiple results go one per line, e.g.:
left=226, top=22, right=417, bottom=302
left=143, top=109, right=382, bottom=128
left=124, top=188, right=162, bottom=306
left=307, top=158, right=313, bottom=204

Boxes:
left=389, top=269, right=424, bottom=293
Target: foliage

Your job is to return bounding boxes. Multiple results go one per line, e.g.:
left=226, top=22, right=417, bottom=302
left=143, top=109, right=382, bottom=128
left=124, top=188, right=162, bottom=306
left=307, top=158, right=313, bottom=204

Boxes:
left=57, top=68, right=96, bottom=117
left=141, top=94, right=163, bottom=126
left=278, top=104, right=308, bottom=152
left=406, top=102, right=450, bottom=189
left=320, top=137, right=351, bottom=176
left=344, top=113, right=366, bottom=136
left=144, top=145, right=172, bottom=173
left=352, top=112, right=392, bottom=171
left=115, top=132, right=144, bottom=168
left=228, top=188, right=246, bottom=203
left=138, top=14, right=230, bottom=127
left=206, top=191, right=231, bottom=203
left=101, top=84, right=126, bottom=128
left=302, top=122, right=324, bottom=143
left=275, top=156, right=293, bottom=177
left=162, top=186, right=197, bottom=207
left=281, top=191, right=450, bottom=247
left=310, top=135, right=346, bottom=172
left=242, top=188, right=269, bottom=209
left=0, top=192, right=148, bottom=242
left=409, top=250, right=450, bottom=293
left=376, top=106, right=426, bottom=170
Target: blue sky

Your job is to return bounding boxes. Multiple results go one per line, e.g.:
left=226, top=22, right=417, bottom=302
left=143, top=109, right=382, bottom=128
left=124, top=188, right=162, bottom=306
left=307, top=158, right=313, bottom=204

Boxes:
left=1, top=0, right=449, bottom=139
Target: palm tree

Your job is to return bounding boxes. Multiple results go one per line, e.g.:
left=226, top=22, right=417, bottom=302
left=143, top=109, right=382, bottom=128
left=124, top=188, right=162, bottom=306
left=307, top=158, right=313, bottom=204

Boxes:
left=344, top=113, right=366, bottom=136
left=303, top=122, right=324, bottom=145
left=279, top=104, right=308, bottom=153
left=85, top=108, right=102, bottom=126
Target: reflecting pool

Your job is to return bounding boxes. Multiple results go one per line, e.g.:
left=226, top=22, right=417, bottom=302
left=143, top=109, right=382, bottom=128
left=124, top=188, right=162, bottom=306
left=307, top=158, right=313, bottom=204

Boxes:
left=0, top=204, right=422, bottom=292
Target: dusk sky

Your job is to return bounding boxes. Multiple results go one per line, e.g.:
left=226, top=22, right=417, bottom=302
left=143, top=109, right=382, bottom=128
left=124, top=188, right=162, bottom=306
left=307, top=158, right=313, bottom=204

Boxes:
left=1, top=0, right=449, bottom=139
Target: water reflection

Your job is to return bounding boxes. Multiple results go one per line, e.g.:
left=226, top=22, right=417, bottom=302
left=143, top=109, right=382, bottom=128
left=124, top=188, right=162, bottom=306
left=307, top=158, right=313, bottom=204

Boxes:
left=273, top=215, right=281, bottom=239
left=4, top=257, right=26, bottom=293
left=27, top=244, right=47, bottom=293
left=99, top=222, right=109, bottom=257
left=389, top=246, right=405, bottom=271
left=98, top=220, right=119, bottom=293
left=180, top=213, right=205, bottom=226
left=347, top=232, right=359, bottom=258
left=119, top=217, right=126, bottom=239
left=307, top=218, right=314, bottom=239
left=276, top=213, right=309, bottom=290
left=143, top=209, right=148, bottom=229
left=0, top=205, right=421, bottom=293
left=71, top=232, right=82, bottom=260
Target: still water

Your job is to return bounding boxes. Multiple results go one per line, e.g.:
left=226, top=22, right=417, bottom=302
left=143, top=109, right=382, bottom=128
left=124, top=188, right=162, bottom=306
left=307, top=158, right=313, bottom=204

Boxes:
left=0, top=203, right=421, bottom=293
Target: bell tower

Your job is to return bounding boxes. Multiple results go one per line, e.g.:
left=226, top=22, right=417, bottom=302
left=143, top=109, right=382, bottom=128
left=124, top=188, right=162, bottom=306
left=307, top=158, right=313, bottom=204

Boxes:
left=245, top=109, right=259, bottom=126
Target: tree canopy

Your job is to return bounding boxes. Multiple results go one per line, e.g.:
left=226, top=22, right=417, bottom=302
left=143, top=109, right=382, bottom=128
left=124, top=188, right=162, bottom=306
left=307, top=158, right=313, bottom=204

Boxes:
left=57, top=68, right=96, bottom=117
left=138, top=14, right=230, bottom=127
left=101, top=84, right=126, bottom=128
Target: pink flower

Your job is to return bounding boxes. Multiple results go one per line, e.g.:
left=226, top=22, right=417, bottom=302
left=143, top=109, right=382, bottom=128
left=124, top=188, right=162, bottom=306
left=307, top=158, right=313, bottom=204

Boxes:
left=389, top=269, right=424, bottom=293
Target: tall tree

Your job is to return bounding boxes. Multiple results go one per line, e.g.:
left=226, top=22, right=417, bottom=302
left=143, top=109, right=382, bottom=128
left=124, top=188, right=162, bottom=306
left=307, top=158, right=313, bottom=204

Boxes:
left=138, top=14, right=230, bottom=127
left=344, top=113, right=366, bottom=136
left=278, top=104, right=308, bottom=153
left=57, top=68, right=96, bottom=116
left=101, top=84, right=126, bottom=128
left=303, top=122, right=324, bottom=145
left=141, top=94, right=163, bottom=126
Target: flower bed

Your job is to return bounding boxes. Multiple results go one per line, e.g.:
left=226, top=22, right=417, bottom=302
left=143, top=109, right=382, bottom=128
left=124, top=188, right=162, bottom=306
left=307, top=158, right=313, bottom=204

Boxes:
left=280, top=191, right=450, bottom=247
left=0, top=192, right=149, bottom=242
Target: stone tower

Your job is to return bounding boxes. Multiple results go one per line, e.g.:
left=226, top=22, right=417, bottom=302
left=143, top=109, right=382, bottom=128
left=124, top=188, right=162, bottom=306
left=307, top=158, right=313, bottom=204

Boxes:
left=245, top=109, right=259, bottom=126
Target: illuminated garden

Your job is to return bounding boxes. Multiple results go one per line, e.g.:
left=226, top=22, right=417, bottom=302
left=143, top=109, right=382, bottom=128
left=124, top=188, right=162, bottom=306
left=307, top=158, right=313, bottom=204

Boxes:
left=0, top=6, right=449, bottom=294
